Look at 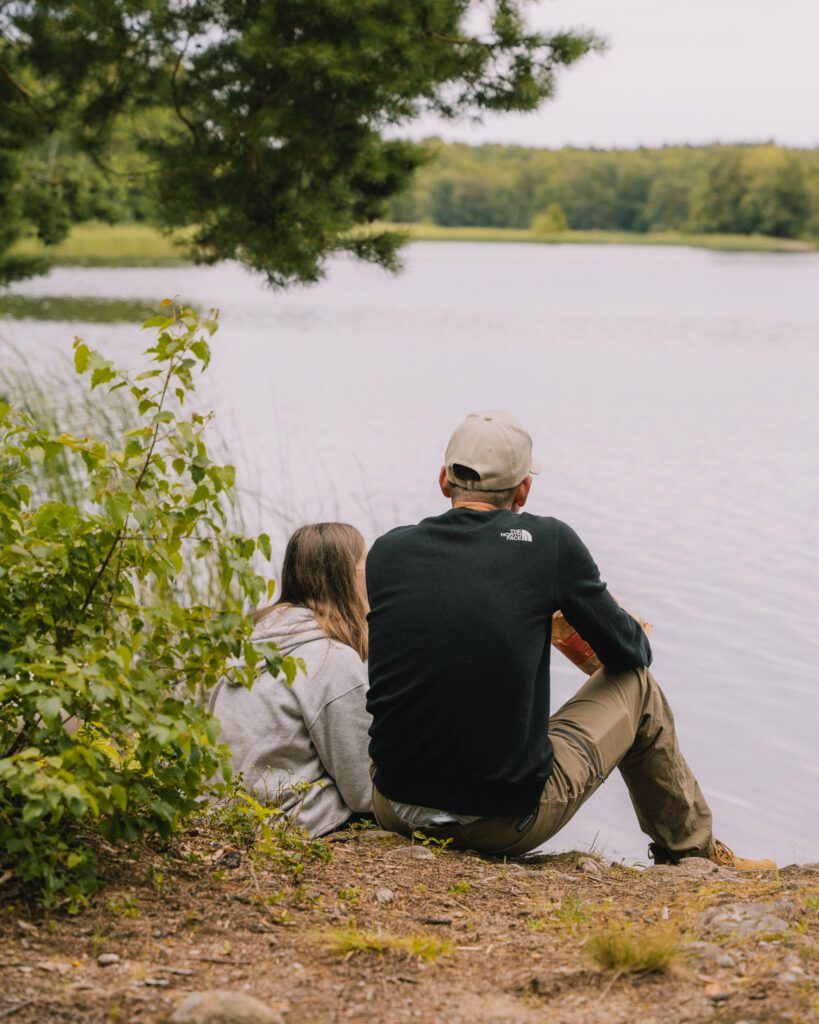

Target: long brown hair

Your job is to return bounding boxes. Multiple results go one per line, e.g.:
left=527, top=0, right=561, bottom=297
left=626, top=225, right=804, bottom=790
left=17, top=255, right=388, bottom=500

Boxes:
left=254, top=523, right=368, bottom=661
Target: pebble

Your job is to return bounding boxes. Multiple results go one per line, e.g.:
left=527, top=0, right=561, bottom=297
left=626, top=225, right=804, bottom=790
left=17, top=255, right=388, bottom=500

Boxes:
left=715, top=953, right=735, bottom=968
left=168, top=990, right=285, bottom=1024
left=705, top=985, right=733, bottom=1004
left=97, top=953, right=120, bottom=967
left=575, top=857, right=603, bottom=876
left=776, top=972, right=799, bottom=984
left=214, top=850, right=242, bottom=869
left=388, top=845, right=436, bottom=861
left=374, top=887, right=395, bottom=904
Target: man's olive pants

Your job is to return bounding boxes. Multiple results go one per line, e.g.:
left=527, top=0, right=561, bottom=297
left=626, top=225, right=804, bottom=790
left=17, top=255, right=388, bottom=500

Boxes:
left=372, top=667, right=714, bottom=859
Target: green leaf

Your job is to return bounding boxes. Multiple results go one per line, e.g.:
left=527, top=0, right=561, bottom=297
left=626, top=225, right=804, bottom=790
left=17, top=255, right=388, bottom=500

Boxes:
left=73, top=342, right=90, bottom=373
left=90, top=366, right=116, bottom=390
left=104, top=492, right=131, bottom=528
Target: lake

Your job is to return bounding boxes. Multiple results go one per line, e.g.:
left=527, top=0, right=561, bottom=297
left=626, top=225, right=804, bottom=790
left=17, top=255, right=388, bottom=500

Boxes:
left=3, top=241, right=818, bottom=866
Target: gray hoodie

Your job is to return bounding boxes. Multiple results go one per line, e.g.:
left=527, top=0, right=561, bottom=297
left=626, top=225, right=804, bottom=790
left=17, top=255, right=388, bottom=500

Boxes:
left=208, top=605, right=372, bottom=837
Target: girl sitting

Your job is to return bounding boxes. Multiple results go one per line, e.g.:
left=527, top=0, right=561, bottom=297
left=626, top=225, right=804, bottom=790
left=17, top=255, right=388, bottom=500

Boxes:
left=210, top=523, right=372, bottom=836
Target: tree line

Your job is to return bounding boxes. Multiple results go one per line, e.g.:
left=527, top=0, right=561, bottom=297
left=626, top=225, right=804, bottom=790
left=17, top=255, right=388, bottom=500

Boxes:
left=388, top=141, right=819, bottom=239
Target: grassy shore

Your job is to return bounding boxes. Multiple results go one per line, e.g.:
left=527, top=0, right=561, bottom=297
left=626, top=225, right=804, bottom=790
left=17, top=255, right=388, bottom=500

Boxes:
left=9, top=220, right=815, bottom=270
left=11, top=222, right=193, bottom=267
left=392, top=223, right=816, bottom=252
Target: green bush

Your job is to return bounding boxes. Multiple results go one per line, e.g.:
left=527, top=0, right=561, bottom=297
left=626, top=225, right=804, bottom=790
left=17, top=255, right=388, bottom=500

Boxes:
left=530, top=202, right=569, bottom=235
left=0, top=303, right=293, bottom=906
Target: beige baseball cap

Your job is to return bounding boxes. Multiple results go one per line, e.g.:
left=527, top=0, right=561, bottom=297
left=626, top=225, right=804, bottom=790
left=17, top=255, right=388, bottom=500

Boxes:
left=445, top=409, right=542, bottom=491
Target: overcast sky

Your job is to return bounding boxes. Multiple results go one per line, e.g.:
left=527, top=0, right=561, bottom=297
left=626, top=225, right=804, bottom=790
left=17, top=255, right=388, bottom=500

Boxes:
left=407, top=0, right=819, bottom=150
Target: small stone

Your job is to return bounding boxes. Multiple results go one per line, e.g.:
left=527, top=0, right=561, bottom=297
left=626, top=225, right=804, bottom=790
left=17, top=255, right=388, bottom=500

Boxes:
left=715, top=953, right=735, bottom=968
left=374, top=887, right=395, bottom=904
left=697, top=902, right=793, bottom=939
left=389, top=845, right=436, bottom=861
left=704, top=984, right=733, bottom=1003
left=145, top=978, right=171, bottom=987
left=575, top=857, right=603, bottom=876
left=97, top=953, right=120, bottom=967
left=776, top=972, right=798, bottom=984
left=168, top=990, right=284, bottom=1024
left=214, top=850, right=242, bottom=869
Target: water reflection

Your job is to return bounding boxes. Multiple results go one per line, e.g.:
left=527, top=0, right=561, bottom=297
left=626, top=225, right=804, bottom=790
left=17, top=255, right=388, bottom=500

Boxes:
left=0, top=294, right=164, bottom=323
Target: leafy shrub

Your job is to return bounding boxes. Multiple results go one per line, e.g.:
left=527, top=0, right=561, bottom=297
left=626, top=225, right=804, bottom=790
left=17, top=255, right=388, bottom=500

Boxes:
left=0, top=303, right=292, bottom=906
left=228, top=790, right=331, bottom=881
left=530, top=202, right=569, bottom=235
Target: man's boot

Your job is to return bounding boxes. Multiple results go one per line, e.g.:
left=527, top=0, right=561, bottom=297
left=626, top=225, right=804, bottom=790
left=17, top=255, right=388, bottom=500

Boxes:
left=649, top=838, right=776, bottom=871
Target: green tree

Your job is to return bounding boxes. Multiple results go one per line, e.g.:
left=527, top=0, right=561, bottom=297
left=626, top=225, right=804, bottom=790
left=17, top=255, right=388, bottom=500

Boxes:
left=530, top=201, right=568, bottom=234
left=0, top=1, right=600, bottom=285
left=739, top=145, right=810, bottom=238
left=0, top=304, right=294, bottom=903
left=688, top=147, right=750, bottom=234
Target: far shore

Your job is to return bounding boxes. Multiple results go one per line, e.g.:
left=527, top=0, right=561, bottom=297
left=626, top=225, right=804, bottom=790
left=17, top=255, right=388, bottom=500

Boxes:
left=8, top=220, right=815, bottom=270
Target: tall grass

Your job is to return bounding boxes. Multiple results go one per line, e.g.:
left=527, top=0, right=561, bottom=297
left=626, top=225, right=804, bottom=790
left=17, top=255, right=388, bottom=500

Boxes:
left=0, top=344, right=255, bottom=606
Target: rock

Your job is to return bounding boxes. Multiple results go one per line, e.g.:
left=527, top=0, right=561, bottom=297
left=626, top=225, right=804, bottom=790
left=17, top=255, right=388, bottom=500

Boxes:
left=776, top=972, right=799, bottom=984
left=697, top=902, right=793, bottom=938
left=687, top=942, right=736, bottom=968
left=575, top=857, right=603, bottom=876
left=388, top=845, right=436, bottom=861
left=168, top=990, right=284, bottom=1024
left=97, top=953, right=120, bottom=967
left=704, top=983, right=733, bottom=1003
left=678, top=858, right=735, bottom=879
left=352, top=829, right=396, bottom=842
left=214, top=849, right=242, bottom=869
left=646, top=859, right=736, bottom=880
left=646, top=864, right=680, bottom=877
left=374, top=887, right=394, bottom=904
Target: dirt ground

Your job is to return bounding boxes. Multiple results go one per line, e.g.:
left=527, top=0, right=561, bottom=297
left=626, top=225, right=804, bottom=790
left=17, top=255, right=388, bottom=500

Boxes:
left=1, top=824, right=817, bottom=1024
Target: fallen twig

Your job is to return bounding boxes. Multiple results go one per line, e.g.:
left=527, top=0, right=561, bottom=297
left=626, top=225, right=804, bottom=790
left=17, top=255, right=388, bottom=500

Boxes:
left=0, top=1002, right=34, bottom=1020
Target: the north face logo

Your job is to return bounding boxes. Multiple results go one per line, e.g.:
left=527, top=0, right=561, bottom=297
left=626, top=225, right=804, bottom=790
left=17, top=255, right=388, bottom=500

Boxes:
left=500, top=528, right=533, bottom=542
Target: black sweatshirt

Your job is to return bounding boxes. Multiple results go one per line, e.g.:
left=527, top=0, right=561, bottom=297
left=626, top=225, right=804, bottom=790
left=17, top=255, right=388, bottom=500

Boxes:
left=365, top=508, right=652, bottom=818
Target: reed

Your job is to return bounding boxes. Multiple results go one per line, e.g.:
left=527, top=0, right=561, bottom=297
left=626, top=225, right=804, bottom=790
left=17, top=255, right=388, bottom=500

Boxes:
left=0, top=344, right=253, bottom=607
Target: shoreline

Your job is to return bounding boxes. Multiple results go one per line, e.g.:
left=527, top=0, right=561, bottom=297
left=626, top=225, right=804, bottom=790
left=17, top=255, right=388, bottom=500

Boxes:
left=7, top=222, right=814, bottom=272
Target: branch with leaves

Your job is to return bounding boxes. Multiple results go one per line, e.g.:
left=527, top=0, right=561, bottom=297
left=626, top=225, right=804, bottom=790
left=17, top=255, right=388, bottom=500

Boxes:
left=0, top=304, right=291, bottom=905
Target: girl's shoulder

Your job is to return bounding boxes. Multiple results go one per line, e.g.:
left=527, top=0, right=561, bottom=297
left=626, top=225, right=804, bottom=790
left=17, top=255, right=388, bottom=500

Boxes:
left=314, top=638, right=367, bottom=683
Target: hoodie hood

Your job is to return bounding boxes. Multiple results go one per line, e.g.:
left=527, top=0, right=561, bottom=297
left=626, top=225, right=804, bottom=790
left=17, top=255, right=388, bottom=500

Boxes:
left=251, top=604, right=327, bottom=658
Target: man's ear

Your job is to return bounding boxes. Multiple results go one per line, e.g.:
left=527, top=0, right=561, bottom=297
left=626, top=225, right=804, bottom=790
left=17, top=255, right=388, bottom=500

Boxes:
left=439, top=465, right=452, bottom=498
left=513, top=475, right=533, bottom=510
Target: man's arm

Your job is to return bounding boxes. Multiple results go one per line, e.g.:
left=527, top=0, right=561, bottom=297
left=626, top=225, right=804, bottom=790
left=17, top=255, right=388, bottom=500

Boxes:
left=556, top=521, right=652, bottom=671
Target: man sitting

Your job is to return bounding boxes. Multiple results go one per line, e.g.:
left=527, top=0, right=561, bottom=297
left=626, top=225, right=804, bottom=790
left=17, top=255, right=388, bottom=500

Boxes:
left=365, top=409, right=774, bottom=870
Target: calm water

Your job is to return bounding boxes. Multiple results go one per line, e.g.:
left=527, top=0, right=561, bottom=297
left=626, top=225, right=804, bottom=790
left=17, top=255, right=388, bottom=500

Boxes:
left=3, top=242, right=818, bottom=865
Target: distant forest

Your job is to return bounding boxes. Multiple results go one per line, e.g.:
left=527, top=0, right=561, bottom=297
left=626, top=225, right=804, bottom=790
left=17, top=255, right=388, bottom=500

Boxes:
left=387, top=141, right=819, bottom=239
left=35, top=131, right=819, bottom=242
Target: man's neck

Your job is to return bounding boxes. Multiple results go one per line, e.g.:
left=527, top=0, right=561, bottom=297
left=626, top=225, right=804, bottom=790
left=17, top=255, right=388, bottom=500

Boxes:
left=451, top=500, right=513, bottom=512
